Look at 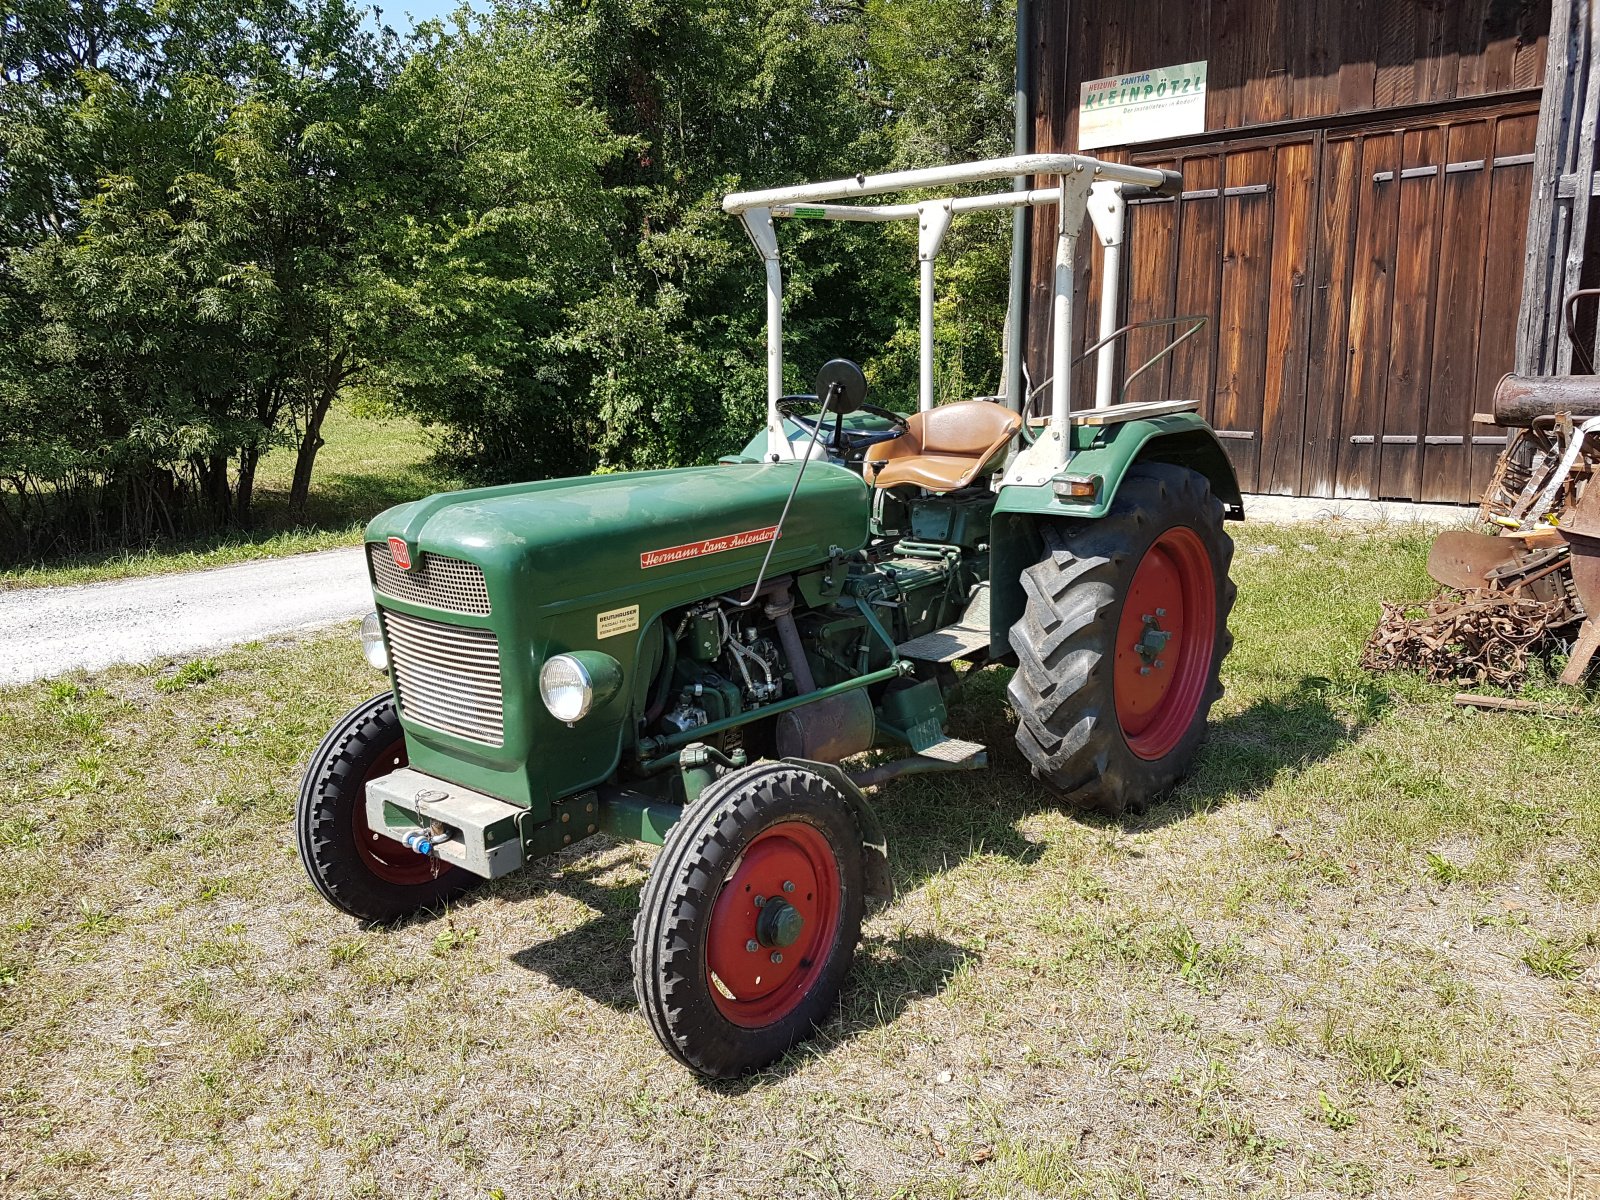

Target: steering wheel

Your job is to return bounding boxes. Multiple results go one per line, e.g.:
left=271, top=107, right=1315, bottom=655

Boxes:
left=776, top=396, right=909, bottom=462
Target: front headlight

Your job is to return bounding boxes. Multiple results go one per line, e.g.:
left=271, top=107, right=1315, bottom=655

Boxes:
left=538, top=651, right=623, bottom=724
left=540, top=654, right=594, bottom=723
left=361, top=611, right=389, bottom=672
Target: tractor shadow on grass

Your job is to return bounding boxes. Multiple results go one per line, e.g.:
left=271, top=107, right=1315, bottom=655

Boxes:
left=506, top=859, right=974, bottom=1084
left=1140, top=672, right=1390, bottom=829
left=877, top=668, right=1390, bottom=884
left=500, top=671, right=1378, bottom=1083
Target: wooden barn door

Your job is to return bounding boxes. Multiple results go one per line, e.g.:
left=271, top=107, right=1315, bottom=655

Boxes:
left=1122, top=136, right=1315, bottom=495
left=1125, top=100, right=1538, bottom=502
left=1323, top=108, right=1537, bottom=502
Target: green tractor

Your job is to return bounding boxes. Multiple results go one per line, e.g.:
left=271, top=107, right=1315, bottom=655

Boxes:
left=296, top=153, right=1241, bottom=1077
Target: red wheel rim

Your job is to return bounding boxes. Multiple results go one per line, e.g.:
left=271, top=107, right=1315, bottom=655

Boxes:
left=1113, top=527, right=1217, bottom=761
left=352, top=736, right=441, bottom=887
left=704, top=822, right=842, bottom=1029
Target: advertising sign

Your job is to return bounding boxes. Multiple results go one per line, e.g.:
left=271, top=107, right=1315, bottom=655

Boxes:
left=1079, top=61, right=1207, bottom=150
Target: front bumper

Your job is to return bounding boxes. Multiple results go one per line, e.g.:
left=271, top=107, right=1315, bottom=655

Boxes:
left=365, top=767, right=526, bottom=880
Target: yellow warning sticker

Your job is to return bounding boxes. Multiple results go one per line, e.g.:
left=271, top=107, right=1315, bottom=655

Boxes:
left=596, top=604, right=640, bottom=639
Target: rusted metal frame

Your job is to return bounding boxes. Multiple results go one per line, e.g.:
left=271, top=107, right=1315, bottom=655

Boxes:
left=1080, top=314, right=1210, bottom=405
left=1563, top=286, right=1600, bottom=373
left=1558, top=480, right=1600, bottom=683
left=1522, top=414, right=1600, bottom=526
left=1020, top=314, right=1207, bottom=421
left=1487, top=552, right=1574, bottom=595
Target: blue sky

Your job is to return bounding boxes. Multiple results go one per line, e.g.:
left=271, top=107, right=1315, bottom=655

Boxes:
left=368, top=0, right=479, bottom=31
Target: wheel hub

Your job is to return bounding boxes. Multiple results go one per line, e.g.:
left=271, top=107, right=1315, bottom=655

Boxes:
left=1133, top=612, right=1173, bottom=672
left=756, top=896, right=804, bottom=948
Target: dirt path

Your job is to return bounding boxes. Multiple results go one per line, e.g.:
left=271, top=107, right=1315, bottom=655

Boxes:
left=0, top=546, right=369, bottom=686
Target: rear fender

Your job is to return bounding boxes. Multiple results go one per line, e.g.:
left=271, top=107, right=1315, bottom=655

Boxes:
left=987, top=416, right=1242, bottom=654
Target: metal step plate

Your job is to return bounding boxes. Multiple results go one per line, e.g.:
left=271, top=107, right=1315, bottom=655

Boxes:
left=917, top=737, right=986, bottom=764
left=897, top=583, right=991, bottom=662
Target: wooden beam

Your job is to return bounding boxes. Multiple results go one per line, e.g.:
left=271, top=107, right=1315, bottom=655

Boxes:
left=1557, top=8, right=1600, bottom=374
left=1517, top=0, right=1587, bottom=376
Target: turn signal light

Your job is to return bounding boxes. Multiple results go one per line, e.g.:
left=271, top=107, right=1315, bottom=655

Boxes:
left=1054, top=474, right=1100, bottom=502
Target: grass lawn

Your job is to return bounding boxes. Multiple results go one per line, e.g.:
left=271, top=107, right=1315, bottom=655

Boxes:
left=1, top=523, right=1597, bottom=1198
left=0, top=404, right=456, bottom=590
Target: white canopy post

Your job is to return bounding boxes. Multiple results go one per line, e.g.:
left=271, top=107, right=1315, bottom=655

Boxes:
left=1050, top=169, right=1095, bottom=456
left=739, top=207, right=793, bottom=460
left=917, top=201, right=954, bottom=413
left=1087, top=182, right=1128, bottom=409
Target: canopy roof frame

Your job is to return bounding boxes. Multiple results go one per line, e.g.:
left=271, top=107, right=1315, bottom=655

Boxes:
left=723, top=154, right=1179, bottom=466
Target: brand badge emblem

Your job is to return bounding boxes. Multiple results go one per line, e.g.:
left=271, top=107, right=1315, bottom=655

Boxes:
left=388, top=537, right=412, bottom=570
left=640, top=525, right=779, bottom=569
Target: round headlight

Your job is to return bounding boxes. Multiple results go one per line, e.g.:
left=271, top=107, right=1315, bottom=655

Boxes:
left=360, top=611, right=389, bottom=672
left=540, top=653, right=594, bottom=723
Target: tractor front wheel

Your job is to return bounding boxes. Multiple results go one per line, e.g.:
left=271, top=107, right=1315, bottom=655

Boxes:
left=632, top=762, right=866, bottom=1078
left=1008, top=463, right=1235, bottom=817
left=296, top=693, right=481, bottom=923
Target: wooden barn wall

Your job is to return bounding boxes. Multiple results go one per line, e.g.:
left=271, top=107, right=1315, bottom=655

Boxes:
left=1115, top=108, right=1539, bottom=501
left=1032, top=0, right=1548, bottom=154
left=1023, top=0, right=1551, bottom=501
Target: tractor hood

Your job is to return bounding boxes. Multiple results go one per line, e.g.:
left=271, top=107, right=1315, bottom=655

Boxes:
left=361, top=462, right=870, bottom=813
left=367, top=461, right=869, bottom=598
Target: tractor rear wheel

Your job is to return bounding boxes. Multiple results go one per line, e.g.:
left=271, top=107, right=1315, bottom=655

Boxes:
left=296, top=693, right=481, bottom=923
left=632, top=762, right=866, bottom=1078
left=1008, top=463, right=1235, bottom=817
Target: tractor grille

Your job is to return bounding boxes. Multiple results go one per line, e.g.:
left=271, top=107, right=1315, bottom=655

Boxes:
left=380, top=608, right=505, bottom=746
left=368, top=544, right=492, bottom=616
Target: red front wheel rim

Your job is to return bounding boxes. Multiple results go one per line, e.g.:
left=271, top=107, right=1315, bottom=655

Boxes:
left=352, top=737, right=440, bottom=886
left=1113, top=527, right=1217, bottom=761
left=705, top=822, right=842, bottom=1029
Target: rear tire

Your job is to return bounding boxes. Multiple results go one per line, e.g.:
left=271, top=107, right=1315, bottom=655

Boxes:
left=296, top=693, right=481, bottom=923
left=1007, top=464, right=1235, bottom=817
left=632, top=762, right=866, bottom=1078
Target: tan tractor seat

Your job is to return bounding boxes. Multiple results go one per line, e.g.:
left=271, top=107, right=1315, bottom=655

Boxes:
left=865, top=400, right=1023, bottom=492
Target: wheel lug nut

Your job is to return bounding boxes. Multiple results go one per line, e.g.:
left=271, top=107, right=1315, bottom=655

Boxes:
left=1155, top=660, right=1165, bottom=669
left=770, top=951, right=783, bottom=964
left=1139, top=667, right=1151, bottom=676
left=782, top=881, right=795, bottom=893
left=746, top=939, right=759, bottom=953
left=753, top=894, right=766, bottom=907
left=1155, top=607, right=1166, bottom=617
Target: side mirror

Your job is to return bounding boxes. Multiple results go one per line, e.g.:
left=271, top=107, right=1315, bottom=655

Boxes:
left=814, top=359, right=867, bottom=411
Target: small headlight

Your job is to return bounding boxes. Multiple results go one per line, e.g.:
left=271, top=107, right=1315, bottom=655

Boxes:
left=361, top=611, right=389, bottom=672
left=540, top=653, right=594, bottom=723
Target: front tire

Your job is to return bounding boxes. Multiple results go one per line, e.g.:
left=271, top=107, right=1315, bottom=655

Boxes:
left=1008, top=463, right=1235, bottom=817
left=632, top=762, right=866, bottom=1078
left=296, top=693, right=480, bottom=922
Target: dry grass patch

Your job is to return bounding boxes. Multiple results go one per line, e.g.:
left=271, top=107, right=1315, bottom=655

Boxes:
left=2, top=521, right=1598, bottom=1198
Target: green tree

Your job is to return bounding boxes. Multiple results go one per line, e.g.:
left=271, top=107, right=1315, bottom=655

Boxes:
left=348, top=5, right=624, bottom=483
left=858, top=0, right=1016, bottom=403
left=529, top=0, right=908, bottom=471
left=1, top=0, right=406, bottom=549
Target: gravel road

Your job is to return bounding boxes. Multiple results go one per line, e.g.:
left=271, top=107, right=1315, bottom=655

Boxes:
left=0, top=546, right=371, bottom=687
